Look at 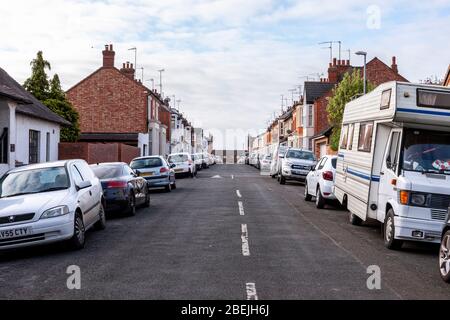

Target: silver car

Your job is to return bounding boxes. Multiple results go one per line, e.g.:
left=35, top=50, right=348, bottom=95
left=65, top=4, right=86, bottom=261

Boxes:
left=279, top=148, right=317, bottom=184
left=130, top=156, right=176, bottom=192
left=0, top=160, right=106, bottom=251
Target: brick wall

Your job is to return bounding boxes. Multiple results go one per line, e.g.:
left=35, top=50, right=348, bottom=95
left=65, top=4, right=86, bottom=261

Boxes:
left=66, top=68, right=148, bottom=134
left=59, top=142, right=139, bottom=164
left=314, top=91, right=333, bottom=135
left=119, top=143, right=140, bottom=163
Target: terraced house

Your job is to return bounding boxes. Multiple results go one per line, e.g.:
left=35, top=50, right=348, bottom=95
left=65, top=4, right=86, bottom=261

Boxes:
left=66, top=44, right=171, bottom=157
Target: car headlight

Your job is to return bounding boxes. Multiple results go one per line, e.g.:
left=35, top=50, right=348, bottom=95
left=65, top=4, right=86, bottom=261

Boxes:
left=40, top=205, right=69, bottom=219
left=410, top=193, right=428, bottom=207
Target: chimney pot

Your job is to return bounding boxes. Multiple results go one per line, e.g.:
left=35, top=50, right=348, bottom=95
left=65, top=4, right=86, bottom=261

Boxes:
left=346, top=59, right=350, bottom=65
left=338, top=60, right=341, bottom=65
left=102, top=43, right=115, bottom=67
left=333, top=58, right=337, bottom=66
left=391, top=56, right=398, bottom=74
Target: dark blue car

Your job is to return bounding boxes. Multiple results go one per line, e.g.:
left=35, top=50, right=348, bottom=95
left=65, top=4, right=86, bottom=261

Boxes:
left=90, top=162, right=150, bottom=216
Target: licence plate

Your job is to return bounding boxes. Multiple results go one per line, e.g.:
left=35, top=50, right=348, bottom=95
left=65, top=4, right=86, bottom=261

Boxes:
left=141, top=172, right=154, bottom=177
left=0, top=227, right=33, bottom=240
left=292, top=170, right=308, bottom=176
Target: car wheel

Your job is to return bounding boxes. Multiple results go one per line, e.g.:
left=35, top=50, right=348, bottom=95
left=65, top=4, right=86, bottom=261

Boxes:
left=384, top=209, right=403, bottom=250
left=279, top=174, right=286, bottom=185
left=143, top=190, right=150, bottom=208
left=127, top=193, right=136, bottom=216
left=68, top=213, right=85, bottom=250
left=304, top=182, right=312, bottom=201
left=172, top=182, right=177, bottom=190
left=94, top=203, right=106, bottom=230
left=439, top=230, right=450, bottom=283
left=316, top=186, right=325, bottom=209
left=349, top=213, right=363, bottom=226
left=165, top=183, right=172, bottom=192
left=190, top=170, right=195, bottom=178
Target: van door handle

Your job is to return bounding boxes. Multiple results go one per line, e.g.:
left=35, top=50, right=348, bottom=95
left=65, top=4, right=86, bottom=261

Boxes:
left=380, top=172, right=385, bottom=175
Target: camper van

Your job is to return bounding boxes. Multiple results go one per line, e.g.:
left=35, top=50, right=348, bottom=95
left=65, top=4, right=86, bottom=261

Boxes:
left=335, top=82, right=450, bottom=250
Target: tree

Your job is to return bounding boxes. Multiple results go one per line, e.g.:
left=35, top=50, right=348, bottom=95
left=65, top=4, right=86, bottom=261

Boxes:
left=24, top=51, right=80, bottom=142
left=327, top=70, right=375, bottom=151
left=23, top=51, right=51, bottom=101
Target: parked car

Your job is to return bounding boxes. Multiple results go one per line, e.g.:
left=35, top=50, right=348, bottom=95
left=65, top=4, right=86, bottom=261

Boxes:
left=0, top=160, right=106, bottom=251
left=192, top=154, right=203, bottom=171
left=260, top=154, right=272, bottom=172
left=130, top=156, right=176, bottom=192
left=168, top=153, right=196, bottom=178
left=249, top=153, right=257, bottom=167
left=90, top=162, right=150, bottom=216
left=279, top=148, right=316, bottom=184
left=304, top=155, right=337, bottom=208
left=215, top=156, right=223, bottom=164
left=270, top=144, right=288, bottom=178
left=439, top=223, right=450, bottom=283
left=195, top=153, right=209, bottom=169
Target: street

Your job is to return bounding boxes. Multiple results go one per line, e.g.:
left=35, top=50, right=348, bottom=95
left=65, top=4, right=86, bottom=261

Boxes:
left=0, top=164, right=448, bottom=300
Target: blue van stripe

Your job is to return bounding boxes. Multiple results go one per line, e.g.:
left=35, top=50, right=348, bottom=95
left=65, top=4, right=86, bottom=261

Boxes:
left=397, top=107, right=450, bottom=117
left=347, top=168, right=380, bottom=182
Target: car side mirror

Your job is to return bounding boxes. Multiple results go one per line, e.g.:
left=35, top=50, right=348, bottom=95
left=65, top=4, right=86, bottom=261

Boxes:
left=311, top=167, right=316, bottom=172
left=134, top=169, right=141, bottom=176
left=76, top=180, right=92, bottom=191
left=170, top=163, right=176, bottom=168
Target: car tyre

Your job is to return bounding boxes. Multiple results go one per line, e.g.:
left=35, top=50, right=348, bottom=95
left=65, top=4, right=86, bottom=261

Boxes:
left=304, top=182, right=312, bottom=201
left=127, top=193, right=136, bottom=216
left=316, top=187, right=326, bottom=209
left=143, top=190, right=150, bottom=208
left=172, top=182, right=177, bottom=190
left=165, top=183, right=172, bottom=192
left=384, top=209, right=403, bottom=250
left=68, top=212, right=85, bottom=250
left=94, top=203, right=106, bottom=231
left=279, top=174, right=286, bottom=185
left=439, top=229, right=450, bottom=283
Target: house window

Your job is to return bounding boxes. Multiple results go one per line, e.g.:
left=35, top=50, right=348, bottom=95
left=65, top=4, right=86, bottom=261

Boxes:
left=0, top=128, right=7, bottom=164
left=143, top=144, right=147, bottom=156
left=148, top=128, right=153, bottom=155
left=358, top=122, right=374, bottom=152
left=46, top=132, right=50, bottom=162
left=308, top=105, right=313, bottom=127
left=340, top=125, right=349, bottom=149
left=29, top=130, right=40, bottom=164
left=299, top=107, right=303, bottom=126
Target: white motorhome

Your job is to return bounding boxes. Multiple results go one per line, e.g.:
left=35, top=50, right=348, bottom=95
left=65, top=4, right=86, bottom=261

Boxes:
left=335, top=82, right=450, bottom=250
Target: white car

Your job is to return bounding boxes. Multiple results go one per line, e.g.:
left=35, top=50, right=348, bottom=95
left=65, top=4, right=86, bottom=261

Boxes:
left=0, top=160, right=106, bottom=251
left=260, top=154, right=272, bottom=172
left=279, top=148, right=317, bottom=184
left=168, top=153, right=196, bottom=177
left=304, top=155, right=337, bottom=208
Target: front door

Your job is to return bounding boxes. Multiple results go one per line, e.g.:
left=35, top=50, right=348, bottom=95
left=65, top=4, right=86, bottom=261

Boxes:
left=378, top=129, right=402, bottom=222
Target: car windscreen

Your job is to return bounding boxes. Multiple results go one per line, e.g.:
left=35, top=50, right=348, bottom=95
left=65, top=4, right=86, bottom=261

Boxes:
left=169, top=154, right=189, bottom=163
left=331, top=158, right=337, bottom=169
left=91, top=165, right=123, bottom=179
left=0, top=166, right=70, bottom=198
left=285, top=150, right=315, bottom=161
left=130, top=158, right=163, bottom=169
left=402, top=129, right=450, bottom=174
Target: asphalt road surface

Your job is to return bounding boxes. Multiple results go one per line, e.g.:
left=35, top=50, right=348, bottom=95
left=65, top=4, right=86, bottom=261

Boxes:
left=0, top=164, right=449, bottom=300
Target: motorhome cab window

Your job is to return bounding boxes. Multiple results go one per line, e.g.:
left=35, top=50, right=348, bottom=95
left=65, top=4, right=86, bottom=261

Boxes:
left=348, top=124, right=355, bottom=150
left=402, top=129, right=450, bottom=174
left=417, top=89, right=450, bottom=110
left=340, top=125, right=349, bottom=149
left=357, top=122, right=374, bottom=152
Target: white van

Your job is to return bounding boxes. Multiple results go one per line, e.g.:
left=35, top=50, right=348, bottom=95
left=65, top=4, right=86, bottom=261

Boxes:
left=335, top=82, right=450, bottom=250
left=270, top=144, right=289, bottom=178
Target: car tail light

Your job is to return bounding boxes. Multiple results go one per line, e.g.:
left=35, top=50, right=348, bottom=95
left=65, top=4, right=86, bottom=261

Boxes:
left=160, top=167, right=169, bottom=173
left=107, top=181, right=127, bottom=188
left=322, top=171, right=334, bottom=181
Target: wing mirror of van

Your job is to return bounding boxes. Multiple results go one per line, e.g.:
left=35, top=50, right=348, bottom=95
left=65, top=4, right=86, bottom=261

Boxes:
left=76, top=180, right=92, bottom=191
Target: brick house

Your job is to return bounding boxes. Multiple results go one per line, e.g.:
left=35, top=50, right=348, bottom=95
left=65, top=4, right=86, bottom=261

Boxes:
left=444, top=65, right=450, bottom=86
left=310, top=56, right=408, bottom=158
left=66, top=44, right=171, bottom=157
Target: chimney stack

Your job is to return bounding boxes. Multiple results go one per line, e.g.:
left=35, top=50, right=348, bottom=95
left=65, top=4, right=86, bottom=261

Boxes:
left=120, top=61, right=135, bottom=80
left=391, top=56, right=398, bottom=74
left=102, top=44, right=115, bottom=68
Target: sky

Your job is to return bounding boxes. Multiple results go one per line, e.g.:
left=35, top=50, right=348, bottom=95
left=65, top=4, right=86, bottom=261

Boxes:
left=1, top=0, right=450, bottom=149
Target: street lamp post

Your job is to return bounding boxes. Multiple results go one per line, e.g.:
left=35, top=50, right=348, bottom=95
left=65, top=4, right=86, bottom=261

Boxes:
left=355, top=51, right=367, bottom=94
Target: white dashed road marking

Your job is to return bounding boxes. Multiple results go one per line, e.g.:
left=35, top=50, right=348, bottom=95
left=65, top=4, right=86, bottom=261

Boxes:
left=231, top=175, right=234, bottom=179
left=236, top=190, right=242, bottom=198
left=241, top=224, right=250, bottom=256
left=238, top=201, right=245, bottom=215
left=246, top=283, right=258, bottom=300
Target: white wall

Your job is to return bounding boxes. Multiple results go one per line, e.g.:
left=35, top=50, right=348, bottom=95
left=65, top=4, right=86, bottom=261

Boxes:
left=138, top=133, right=149, bottom=156
left=149, top=121, right=160, bottom=156
left=15, top=114, right=60, bottom=165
